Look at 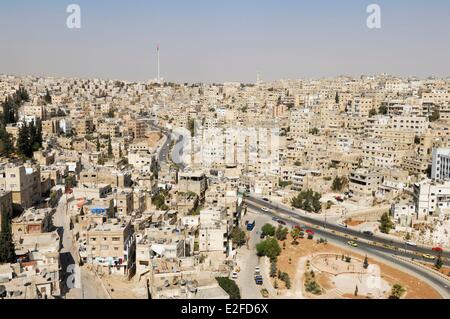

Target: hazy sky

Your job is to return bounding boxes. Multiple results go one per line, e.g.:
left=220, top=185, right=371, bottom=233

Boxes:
left=1, top=0, right=449, bottom=83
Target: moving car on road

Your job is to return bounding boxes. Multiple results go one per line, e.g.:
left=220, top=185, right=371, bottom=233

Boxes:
left=406, top=241, right=417, bottom=247
left=362, top=231, right=374, bottom=236
left=422, top=254, right=436, bottom=260
left=261, top=207, right=269, bottom=212
left=277, top=220, right=287, bottom=226
left=347, top=241, right=358, bottom=248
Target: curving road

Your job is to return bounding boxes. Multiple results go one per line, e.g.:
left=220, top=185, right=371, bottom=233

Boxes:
left=246, top=195, right=450, bottom=262
left=245, top=196, right=450, bottom=298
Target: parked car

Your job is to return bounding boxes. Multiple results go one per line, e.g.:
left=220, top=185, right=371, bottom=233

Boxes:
left=261, top=207, right=269, bottom=212
left=272, top=217, right=279, bottom=222
left=231, top=272, right=238, bottom=279
left=261, top=289, right=269, bottom=298
left=277, top=220, right=286, bottom=226
left=247, top=221, right=256, bottom=231
left=335, top=196, right=344, bottom=202
left=362, top=231, right=374, bottom=237
left=306, top=229, right=315, bottom=235
left=262, top=198, right=270, bottom=202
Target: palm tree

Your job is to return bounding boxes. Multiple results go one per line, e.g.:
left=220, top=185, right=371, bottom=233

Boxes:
left=291, top=228, right=301, bottom=245
left=390, top=284, right=406, bottom=299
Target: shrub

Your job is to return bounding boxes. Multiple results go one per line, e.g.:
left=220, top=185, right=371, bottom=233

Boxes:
left=216, top=277, right=241, bottom=299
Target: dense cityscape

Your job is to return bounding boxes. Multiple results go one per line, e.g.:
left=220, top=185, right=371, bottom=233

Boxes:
left=0, top=73, right=449, bottom=299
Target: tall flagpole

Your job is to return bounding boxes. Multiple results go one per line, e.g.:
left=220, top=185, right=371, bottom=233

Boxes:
left=157, top=43, right=160, bottom=84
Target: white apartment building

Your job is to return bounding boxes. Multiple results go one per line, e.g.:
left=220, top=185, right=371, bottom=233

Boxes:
left=199, top=206, right=231, bottom=255
left=391, top=203, right=415, bottom=227
left=431, top=148, right=450, bottom=181
left=413, top=179, right=450, bottom=220
left=128, top=151, right=155, bottom=172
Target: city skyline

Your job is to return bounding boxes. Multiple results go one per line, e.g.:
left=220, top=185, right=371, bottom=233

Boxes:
left=1, top=0, right=450, bottom=83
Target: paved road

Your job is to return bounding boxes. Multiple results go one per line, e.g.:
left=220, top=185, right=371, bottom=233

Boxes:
left=246, top=195, right=450, bottom=263
left=53, top=195, right=108, bottom=299
left=235, top=212, right=272, bottom=299
left=152, top=125, right=187, bottom=170
left=246, top=202, right=450, bottom=298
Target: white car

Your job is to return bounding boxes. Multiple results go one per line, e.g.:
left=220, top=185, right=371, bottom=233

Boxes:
left=255, top=266, right=260, bottom=272
left=406, top=241, right=417, bottom=247
left=261, top=207, right=269, bottom=212
left=231, top=272, right=238, bottom=279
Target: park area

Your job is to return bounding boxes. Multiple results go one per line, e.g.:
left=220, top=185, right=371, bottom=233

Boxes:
left=268, top=233, right=442, bottom=299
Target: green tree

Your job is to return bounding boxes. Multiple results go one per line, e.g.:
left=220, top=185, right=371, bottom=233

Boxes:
left=291, top=189, right=322, bottom=213
left=65, top=175, right=77, bottom=189
left=256, top=237, right=281, bottom=260
left=270, top=261, right=277, bottom=278
left=96, top=136, right=101, bottom=152
left=335, top=92, right=340, bottom=104
left=291, top=227, right=301, bottom=245
left=44, top=89, right=52, bottom=104
left=435, top=255, right=443, bottom=270
left=29, top=121, right=41, bottom=152
left=216, top=277, right=241, bottom=299
left=0, top=206, right=16, bottom=264
left=261, top=223, right=276, bottom=237
left=355, top=285, right=358, bottom=296
left=152, top=193, right=166, bottom=210
left=309, top=128, right=319, bottom=135
left=275, top=226, right=288, bottom=241
left=0, top=126, right=14, bottom=157
left=369, top=108, right=378, bottom=117
left=231, top=227, right=246, bottom=247
left=379, top=212, right=394, bottom=234
left=378, top=105, right=388, bottom=115
left=429, top=108, right=440, bottom=122
left=188, top=118, right=196, bottom=137
left=332, top=176, right=348, bottom=192
left=107, top=135, right=113, bottom=158
left=363, top=256, right=369, bottom=269
left=17, top=122, right=32, bottom=158
left=389, top=284, right=406, bottom=299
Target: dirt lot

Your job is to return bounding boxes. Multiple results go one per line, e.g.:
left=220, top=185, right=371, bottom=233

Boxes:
left=94, top=271, right=147, bottom=299
left=344, top=219, right=365, bottom=227
left=274, top=234, right=442, bottom=299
